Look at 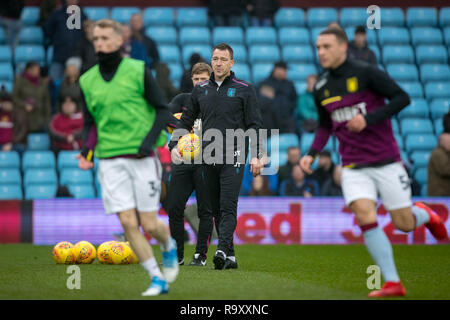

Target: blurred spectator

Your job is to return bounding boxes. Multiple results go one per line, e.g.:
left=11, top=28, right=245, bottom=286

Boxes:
left=208, top=0, right=245, bottom=27
left=56, top=185, right=73, bottom=197
left=180, top=53, right=205, bottom=93
left=74, top=19, right=97, bottom=75
left=294, top=74, right=319, bottom=134
left=0, top=86, right=27, bottom=153
left=38, top=0, right=57, bottom=49
left=0, top=0, right=24, bottom=54
left=130, top=13, right=160, bottom=69
left=258, top=61, right=297, bottom=133
left=427, top=132, right=450, bottom=196
left=246, top=0, right=280, bottom=27
left=49, top=93, right=83, bottom=153
left=12, top=61, right=51, bottom=133
left=348, top=26, right=377, bottom=65
left=258, top=85, right=282, bottom=136
left=310, top=150, right=335, bottom=189
left=58, top=57, right=82, bottom=105
left=155, top=62, right=179, bottom=102
left=43, top=0, right=87, bottom=81
left=321, top=164, right=343, bottom=196
left=121, top=24, right=150, bottom=65
left=278, top=146, right=301, bottom=184
left=327, top=21, right=343, bottom=30
left=249, top=175, right=272, bottom=196
left=279, top=164, right=319, bottom=197
left=444, top=112, right=450, bottom=133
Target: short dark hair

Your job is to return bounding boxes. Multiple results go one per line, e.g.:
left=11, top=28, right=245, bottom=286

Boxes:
left=320, top=27, right=348, bottom=43
left=212, top=43, right=234, bottom=60
left=355, top=26, right=366, bottom=35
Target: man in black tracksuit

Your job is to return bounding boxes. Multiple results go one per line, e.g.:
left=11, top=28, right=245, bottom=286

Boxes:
left=169, top=43, right=264, bottom=270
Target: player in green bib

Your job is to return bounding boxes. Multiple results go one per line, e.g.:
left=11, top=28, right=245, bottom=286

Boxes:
left=77, top=19, right=178, bottom=296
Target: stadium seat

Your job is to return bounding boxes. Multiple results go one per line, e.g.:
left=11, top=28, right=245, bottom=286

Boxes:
left=440, top=7, right=450, bottom=27
left=0, top=185, right=22, bottom=199
left=83, top=7, right=109, bottom=21
left=406, top=7, right=438, bottom=27
left=232, top=44, right=247, bottom=63
left=444, top=27, right=450, bottom=46
left=391, top=119, right=400, bottom=134
left=67, top=184, right=96, bottom=199
left=288, top=64, right=318, bottom=82
left=143, top=7, right=175, bottom=27
left=182, top=44, right=211, bottom=66
left=307, top=8, right=338, bottom=27
left=22, top=151, right=55, bottom=171
left=158, top=45, right=180, bottom=64
left=415, top=45, right=448, bottom=64
left=345, top=27, right=377, bottom=45
left=14, top=45, right=45, bottom=64
left=300, top=133, right=314, bottom=152
left=0, top=169, right=21, bottom=185
left=25, top=184, right=57, bottom=199
left=252, top=63, right=273, bottom=84
left=0, top=63, right=13, bottom=81
left=401, top=118, right=434, bottom=135
left=429, top=99, right=450, bottom=119
left=294, top=81, right=307, bottom=95
left=310, top=27, right=326, bottom=44
left=398, top=99, right=429, bottom=119
left=340, top=7, right=367, bottom=27
left=380, top=7, right=404, bottom=27
left=0, top=151, right=20, bottom=169
left=434, top=119, right=444, bottom=135
left=167, top=63, right=182, bottom=84
left=179, top=27, right=210, bottom=45
left=18, top=26, right=43, bottom=45
left=411, top=27, right=443, bottom=46
left=232, top=63, right=251, bottom=82
left=278, top=28, right=310, bottom=45
left=60, top=168, right=93, bottom=185
left=176, top=8, right=208, bottom=27
left=249, top=45, right=280, bottom=64
left=394, top=134, right=404, bottom=150
left=425, top=82, right=450, bottom=100
left=145, top=27, right=177, bottom=45
left=420, top=64, right=450, bottom=83
left=279, top=133, right=300, bottom=151
left=246, top=27, right=277, bottom=45
left=57, top=151, right=80, bottom=171
left=275, top=8, right=306, bottom=27
left=377, top=27, right=410, bottom=46
left=24, top=168, right=57, bottom=186
left=398, top=82, right=424, bottom=99
left=212, top=27, right=244, bottom=45
left=414, top=167, right=428, bottom=185
left=282, top=45, right=314, bottom=63
left=421, top=184, right=428, bottom=196
left=410, top=151, right=431, bottom=167
left=21, top=7, right=39, bottom=26
left=0, top=45, right=12, bottom=63
left=110, top=7, right=140, bottom=24
left=387, top=64, right=419, bottom=82
left=27, top=133, right=50, bottom=151
left=382, top=45, right=414, bottom=65
left=405, top=133, right=437, bottom=153
left=0, top=81, right=12, bottom=92
left=369, top=45, right=380, bottom=62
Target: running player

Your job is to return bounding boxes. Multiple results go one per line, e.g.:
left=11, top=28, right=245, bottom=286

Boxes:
left=76, top=19, right=178, bottom=296
left=300, top=28, right=448, bottom=297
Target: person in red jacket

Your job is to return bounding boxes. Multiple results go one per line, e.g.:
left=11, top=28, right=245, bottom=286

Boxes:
left=49, top=93, right=83, bottom=153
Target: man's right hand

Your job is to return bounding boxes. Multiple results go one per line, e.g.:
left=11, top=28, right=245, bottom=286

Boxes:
left=77, top=154, right=94, bottom=170
left=299, top=155, right=314, bottom=175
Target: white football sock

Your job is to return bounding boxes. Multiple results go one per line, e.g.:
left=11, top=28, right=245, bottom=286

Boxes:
left=141, top=257, right=163, bottom=279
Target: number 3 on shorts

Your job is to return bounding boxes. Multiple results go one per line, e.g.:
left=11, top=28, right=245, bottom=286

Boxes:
left=398, top=174, right=410, bottom=190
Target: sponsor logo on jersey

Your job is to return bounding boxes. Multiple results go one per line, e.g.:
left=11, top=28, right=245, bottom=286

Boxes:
left=346, top=77, right=359, bottom=93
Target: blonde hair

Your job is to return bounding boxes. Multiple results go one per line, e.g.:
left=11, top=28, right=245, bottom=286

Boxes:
left=191, top=62, right=212, bottom=76
left=94, top=19, right=123, bottom=36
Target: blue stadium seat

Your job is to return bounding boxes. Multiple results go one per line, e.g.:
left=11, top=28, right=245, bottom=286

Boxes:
left=401, top=118, right=434, bottom=135
left=411, top=27, right=443, bottom=46
left=0, top=80, right=12, bottom=92
left=27, top=133, right=50, bottom=151
left=167, top=63, right=182, bottom=84
left=369, top=45, right=380, bottom=62
left=398, top=81, right=424, bottom=99
left=158, top=45, right=180, bottom=63
left=425, top=82, right=450, bottom=100
left=212, top=27, right=244, bottom=45
left=282, top=45, right=314, bottom=63
left=143, top=7, right=175, bottom=27
left=300, top=133, right=314, bottom=152
left=83, top=7, right=109, bottom=21
left=57, top=150, right=80, bottom=171
left=22, top=151, right=55, bottom=171
left=176, top=8, right=208, bottom=27
left=278, top=28, right=310, bottom=45
left=21, top=7, right=39, bottom=26
left=110, top=7, right=140, bottom=24
left=246, top=27, right=277, bottom=45
left=18, top=27, right=43, bottom=45
left=387, top=64, right=419, bottom=82
left=24, top=168, right=57, bottom=186
left=275, top=8, right=306, bottom=27
left=420, top=64, right=450, bottom=83
left=14, top=45, right=45, bottom=64
left=340, top=7, right=367, bottom=27
left=279, top=133, right=300, bottom=151
left=429, top=99, right=450, bottom=119
left=310, top=27, right=326, bottom=43
left=288, top=64, right=318, bottom=82
left=232, top=44, right=247, bottom=63
left=444, top=27, right=450, bottom=46
left=145, top=27, right=177, bottom=45
left=0, top=151, right=20, bottom=168
left=249, top=45, right=280, bottom=63
left=380, top=7, right=404, bottom=27
left=0, top=185, right=22, bottom=199
left=60, top=168, right=93, bottom=185
left=345, top=27, right=377, bottom=45
left=0, top=63, right=13, bottom=81
left=232, top=63, right=251, bottom=82
left=294, top=81, right=307, bottom=95
left=252, top=63, right=273, bottom=84
left=182, top=44, right=211, bottom=66
left=416, top=45, right=448, bottom=64
left=307, top=8, right=338, bottom=27
left=440, top=7, right=450, bottom=27
left=421, top=184, right=428, bottom=196
left=382, top=45, right=414, bottom=65
left=410, top=151, right=431, bottom=167
left=394, top=134, right=404, bottom=150
left=179, top=27, right=210, bottom=45
left=68, top=184, right=96, bottom=199
left=414, top=167, right=428, bottom=185
left=25, top=184, right=57, bottom=199
left=434, top=119, right=444, bottom=135
left=377, top=27, right=410, bottom=46
left=0, top=45, right=11, bottom=63
left=406, top=7, right=437, bottom=27
left=0, top=169, right=21, bottom=185
left=391, top=119, right=400, bottom=134
left=405, top=134, right=437, bottom=153
left=398, top=99, right=429, bottom=119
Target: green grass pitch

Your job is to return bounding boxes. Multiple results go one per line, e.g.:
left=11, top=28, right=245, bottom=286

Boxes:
left=0, top=244, right=449, bottom=300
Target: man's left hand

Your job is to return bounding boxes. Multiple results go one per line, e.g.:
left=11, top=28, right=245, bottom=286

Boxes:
left=346, top=114, right=367, bottom=133
left=250, top=157, right=263, bottom=177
